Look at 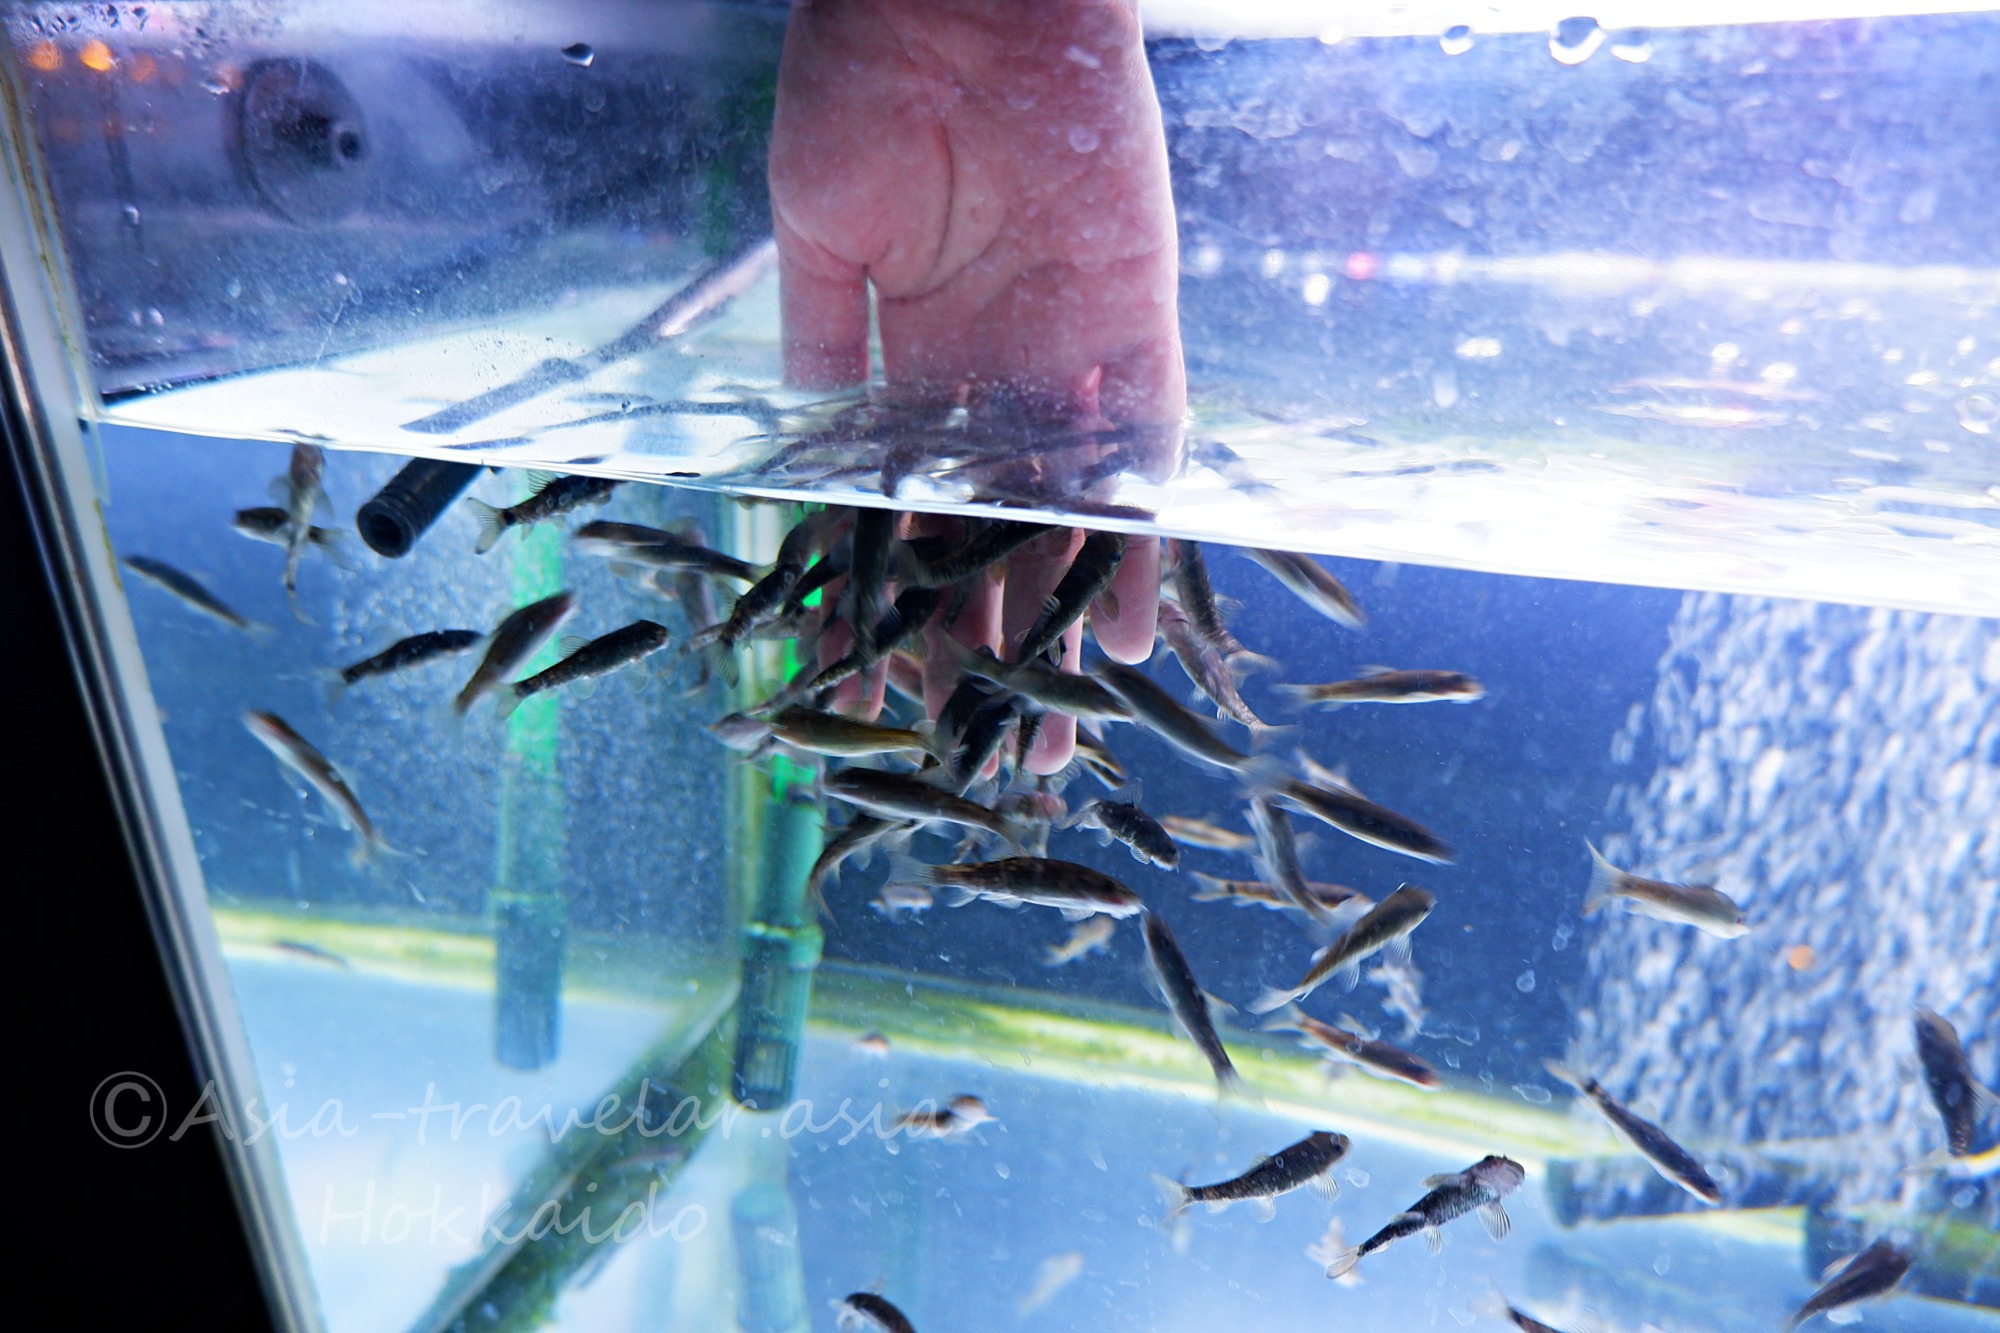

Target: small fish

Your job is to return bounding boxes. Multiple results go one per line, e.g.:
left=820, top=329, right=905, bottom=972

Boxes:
left=467, top=472, right=620, bottom=553
left=1265, top=1006, right=1442, bottom=1089
left=709, top=509, right=839, bottom=649
left=1367, top=956, right=1428, bottom=1040
left=232, top=506, right=345, bottom=558
left=335, top=629, right=484, bottom=689
left=1144, top=912, right=1242, bottom=1093
left=853, top=1031, right=891, bottom=1058
left=889, top=854, right=1144, bottom=921
left=243, top=710, right=399, bottom=865
left=1584, top=842, right=1747, bottom=937
left=1168, top=540, right=1239, bottom=654
left=997, top=786, right=1068, bottom=857
left=1278, top=668, right=1485, bottom=709
left=1544, top=1062, right=1720, bottom=1204
left=454, top=591, right=579, bottom=714
left=1158, top=596, right=1269, bottom=731
left=1015, top=1251, right=1084, bottom=1316
left=1787, top=1238, right=1911, bottom=1329
left=1071, top=733, right=1129, bottom=789
left=1324, top=1155, right=1525, bottom=1278
left=892, top=1094, right=995, bottom=1138
left=1249, top=794, right=1334, bottom=922
left=1190, top=873, right=1370, bottom=915
left=825, top=770, right=1026, bottom=851
left=271, top=938, right=350, bottom=969
left=1013, top=528, right=1125, bottom=666
left=897, top=518, right=1046, bottom=587
left=835, top=1291, right=917, bottom=1333
left=870, top=881, right=934, bottom=921
left=496, top=619, right=670, bottom=718
left=946, top=643, right=1135, bottom=722
left=707, top=712, right=773, bottom=754
left=795, top=586, right=945, bottom=701
left=1155, top=1130, right=1349, bottom=1220
left=1914, top=1008, right=1997, bottom=1157
left=767, top=706, right=936, bottom=760
left=122, top=555, right=259, bottom=631
left=1247, top=548, right=1365, bottom=628
left=1096, top=661, right=1264, bottom=774
left=1062, top=781, right=1178, bottom=869
left=1273, top=776, right=1455, bottom=864
left=278, top=444, right=326, bottom=610
left=1044, top=916, right=1115, bottom=966
left=571, top=520, right=760, bottom=583
left=813, top=814, right=907, bottom=900
left=1252, top=885, right=1436, bottom=1013
left=1161, top=815, right=1255, bottom=854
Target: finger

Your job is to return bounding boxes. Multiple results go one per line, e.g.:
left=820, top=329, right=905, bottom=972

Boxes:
left=775, top=219, right=870, bottom=391
left=923, top=572, right=1003, bottom=718
left=1000, top=528, right=1086, bottom=656
left=1091, top=534, right=1158, bottom=664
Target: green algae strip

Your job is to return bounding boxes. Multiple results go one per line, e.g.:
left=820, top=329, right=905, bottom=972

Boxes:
left=210, top=902, right=732, bottom=1009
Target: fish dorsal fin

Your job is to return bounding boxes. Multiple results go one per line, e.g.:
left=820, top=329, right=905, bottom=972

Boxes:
left=1819, top=1250, right=1860, bottom=1282
left=1420, top=1172, right=1458, bottom=1189
left=1202, top=991, right=1238, bottom=1022
left=1335, top=1013, right=1375, bottom=1040
left=525, top=469, right=562, bottom=496
left=1357, top=664, right=1395, bottom=677
left=556, top=634, right=591, bottom=661
left=1108, top=778, right=1145, bottom=806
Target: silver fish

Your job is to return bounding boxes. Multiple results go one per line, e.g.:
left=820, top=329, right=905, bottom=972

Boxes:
left=1265, top=1006, right=1442, bottom=1089
left=767, top=706, right=936, bottom=760
left=1189, top=873, right=1370, bottom=915
left=336, top=629, right=484, bottom=689
left=890, top=854, right=1143, bottom=921
left=1044, top=916, right=1115, bottom=966
left=1278, top=667, right=1484, bottom=708
left=277, top=444, right=326, bottom=612
left=1545, top=1062, right=1720, bottom=1203
left=1160, top=815, right=1255, bottom=854
left=1249, top=795, right=1334, bottom=922
left=1252, top=885, right=1436, bottom=1013
left=1273, top=776, right=1455, bottom=864
left=243, top=710, right=398, bottom=865
left=1247, top=548, right=1365, bottom=628
left=1584, top=842, right=1747, bottom=937
left=1063, top=781, right=1178, bottom=869
left=454, top=591, right=578, bottom=714
left=1014, top=529, right=1124, bottom=666
left=947, top=643, right=1135, bottom=722
left=897, top=518, right=1045, bottom=587
left=1096, top=661, right=1266, bottom=774
left=826, top=770, right=1026, bottom=851
left=232, top=506, right=344, bottom=559
left=497, top=619, right=670, bottom=718
left=1914, top=1008, right=1997, bottom=1157
left=1158, top=596, right=1269, bottom=731
left=122, top=555, right=259, bottom=631
left=571, top=520, right=760, bottom=583
left=1324, top=1155, right=1524, bottom=1278
left=1787, top=1238, right=1911, bottom=1329
left=1143, top=912, right=1242, bottom=1093
left=1167, top=540, right=1243, bottom=656
left=843, top=507, right=898, bottom=660
left=467, top=472, right=620, bottom=554
left=1155, top=1130, right=1348, bottom=1219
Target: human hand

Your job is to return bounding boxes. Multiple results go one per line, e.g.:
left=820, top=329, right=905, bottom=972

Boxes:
left=769, top=0, right=1185, bottom=773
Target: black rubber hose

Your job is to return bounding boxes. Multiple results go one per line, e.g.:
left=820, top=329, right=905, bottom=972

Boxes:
left=354, top=458, right=482, bottom=559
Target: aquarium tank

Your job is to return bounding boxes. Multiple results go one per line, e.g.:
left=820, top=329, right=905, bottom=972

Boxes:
left=1, top=2, right=1994, bottom=1332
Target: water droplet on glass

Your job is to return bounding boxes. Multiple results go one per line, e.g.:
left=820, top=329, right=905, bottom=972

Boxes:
left=1515, top=968, right=1537, bottom=992
left=1550, top=17, right=1604, bottom=66
left=1440, top=26, right=1474, bottom=56
left=1302, top=273, right=1331, bottom=306
left=561, top=43, right=594, bottom=67
left=1710, top=341, right=1741, bottom=364
left=1551, top=921, right=1574, bottom=952
left=1653, top=1253, right=1672, bottom=1276
left=1345, top=1168, right=1370, bottom=1187
left=1456, top=336, right=1502, bottom=360
left=201, top=75, right=229, bottom=95
left=122, top=204, right=140, bottom=225
left=1194, top=33, right=1231, bottom=53
left=995, top=1162, right=1010, bottom=1179
left=1610, top=35, right=1653, bottom=63
left=1954, top=1186, right=1979, bottom=1209
left=1761, top=362, right=1797, bottom=383
left=1067, top=125, right=1100, bottom=153
left=1261, top=249, right=1286, bottom=279
left=147, top=307, right=164, bottom=326
left=1956, top=394, right=1996, bottom=434
left=1513, top=1083, right=1552, bottom=1104
left=225, top=277, right=242, bottom=299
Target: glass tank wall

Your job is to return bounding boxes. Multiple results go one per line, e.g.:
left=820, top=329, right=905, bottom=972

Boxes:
left=1, top=4, right=1994, bottom=1333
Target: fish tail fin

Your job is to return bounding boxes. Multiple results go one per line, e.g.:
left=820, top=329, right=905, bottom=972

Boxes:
left=1216, top=1065, right=1248, bottom=1099
left=1150, top=1173, right=1192, bottom=1221
left=1275, top=683, right=1334, bottom=709
left=1323, top=1248, right=1363, bottom=1281
left=1542, top=1059, right=1586, bottom=1093
left=495, top=687, right=526, bottom=721
left=1259, top=1003, right=1307, bottom=1034
left=885, top=852, right=938, bottom=891
left=321, top=668, right=351, bottom=709
left=468, top=499, right=510, bottom=555
left=1234, top=753, right=1289, bottom=795
left=1189, top=872, right=1229, bottom=902
left=1583, top=840, right=1623, bottom=915
left=1248, top=986, right=1298, bottom=1016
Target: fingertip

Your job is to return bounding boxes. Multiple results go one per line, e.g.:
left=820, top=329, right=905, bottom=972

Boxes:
left=1092, top=535, right=1160, bottom=664
left=1024, top=711, right=1077, bottom=776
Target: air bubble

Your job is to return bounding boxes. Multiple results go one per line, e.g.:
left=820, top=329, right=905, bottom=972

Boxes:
left=1440, top=25, right=1473, bottom=56
left=1302, top=273, right=1331, bottom=306
left=561, top=43, right=594, bottom=67
left=1610, top=35, right=1653, bottom=63
left=1550, top=17, right=1604, bottom=66
left=1956, top=394, right=1996, bottom=435
left=1345, top=1168, right=1370, bottom=1188
left=1653, top=1253, right=1671, bottom=1276
left=1515, top=969, right=1537, bottom=992
left=123, top=204, right=140, bottom=226
left=1513, top=1083, right=1552, bottom=1104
